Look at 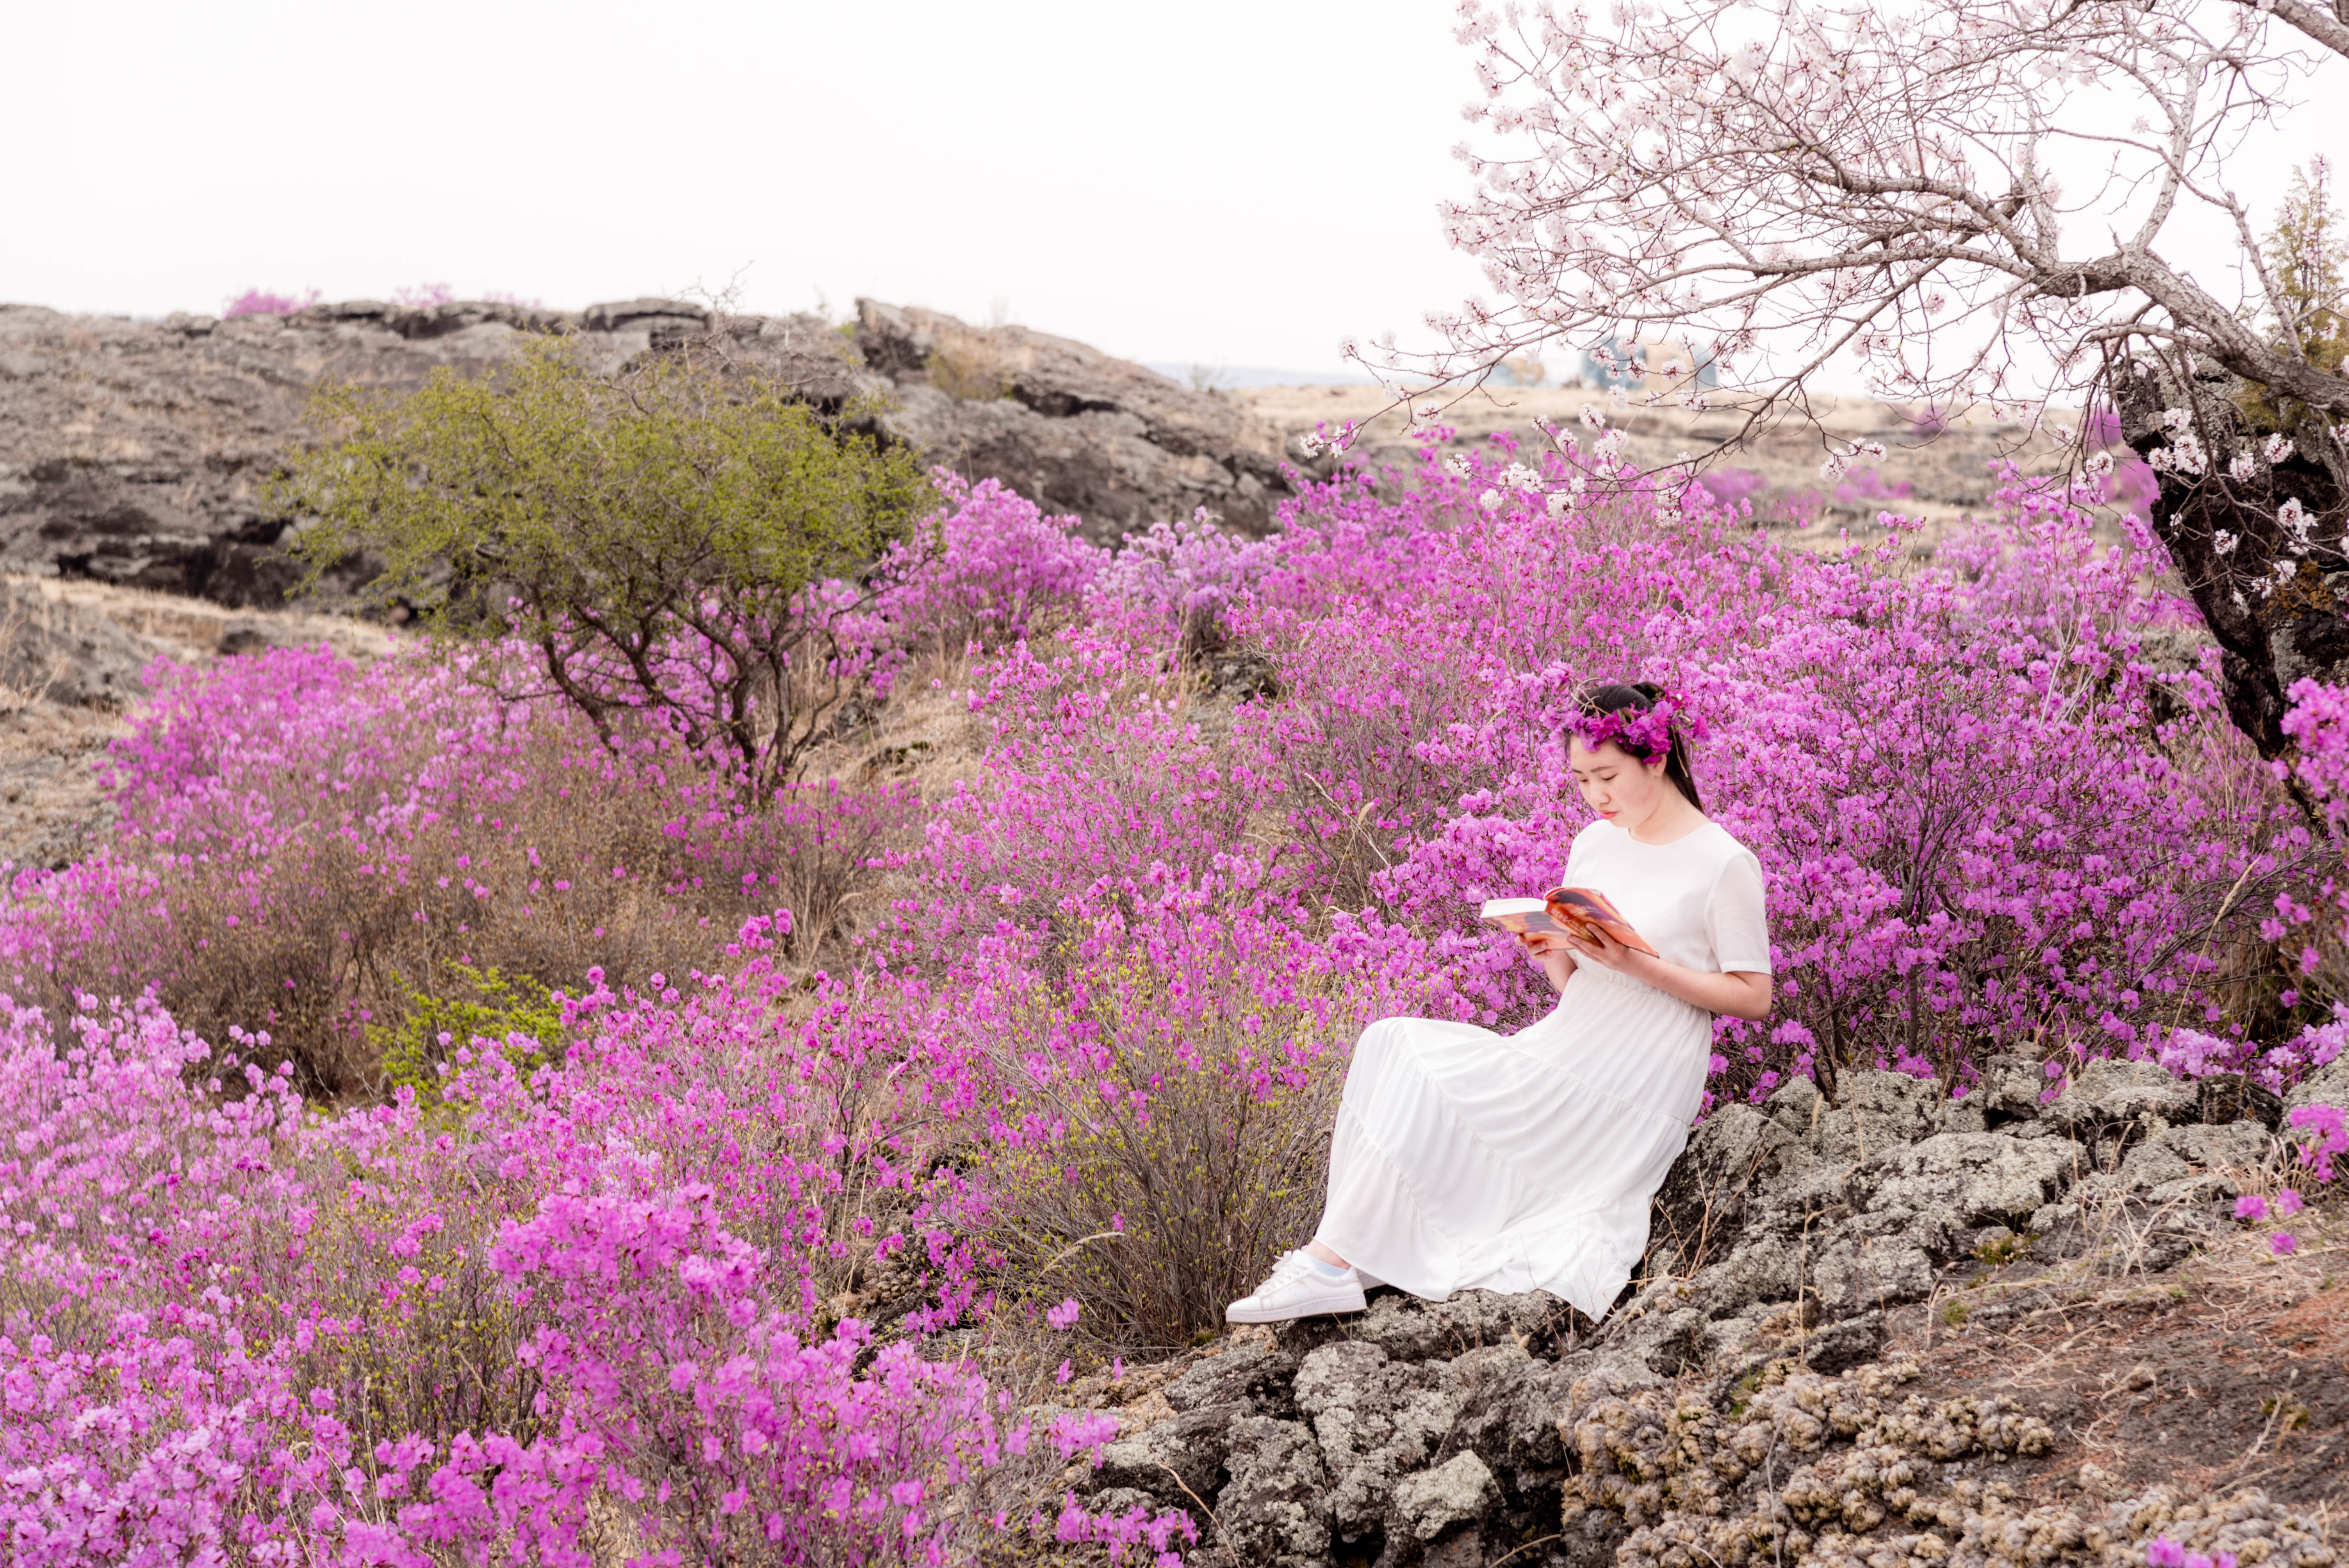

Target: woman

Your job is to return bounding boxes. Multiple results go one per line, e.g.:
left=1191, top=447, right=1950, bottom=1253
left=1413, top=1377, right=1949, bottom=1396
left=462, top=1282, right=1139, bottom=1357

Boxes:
left=1227, top=682, right=1772, bottom=1324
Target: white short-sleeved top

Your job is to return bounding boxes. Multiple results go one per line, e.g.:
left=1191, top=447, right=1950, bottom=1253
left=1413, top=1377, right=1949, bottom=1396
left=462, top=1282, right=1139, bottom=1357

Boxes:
left=1560, top=818, right=1773, bottom=976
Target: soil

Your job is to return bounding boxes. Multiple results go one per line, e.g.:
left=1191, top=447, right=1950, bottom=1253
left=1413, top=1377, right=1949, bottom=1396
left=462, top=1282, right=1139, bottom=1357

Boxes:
left=1878, top=1217, right=2349, bottom=1515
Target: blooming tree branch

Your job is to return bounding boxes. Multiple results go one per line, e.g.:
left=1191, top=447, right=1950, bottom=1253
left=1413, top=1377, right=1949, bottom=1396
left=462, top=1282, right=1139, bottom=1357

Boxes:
left=1355, top=0, right=2347, bottom=469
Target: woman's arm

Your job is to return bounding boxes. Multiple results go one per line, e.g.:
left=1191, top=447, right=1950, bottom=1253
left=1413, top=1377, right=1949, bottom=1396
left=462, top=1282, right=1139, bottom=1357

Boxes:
left=1559, top=926, right=1773, bottom=1019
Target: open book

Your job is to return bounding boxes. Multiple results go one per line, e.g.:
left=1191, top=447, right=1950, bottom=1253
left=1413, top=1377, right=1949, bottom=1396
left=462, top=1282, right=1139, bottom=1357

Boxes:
left=1478, top=887, right=1660, bottom=958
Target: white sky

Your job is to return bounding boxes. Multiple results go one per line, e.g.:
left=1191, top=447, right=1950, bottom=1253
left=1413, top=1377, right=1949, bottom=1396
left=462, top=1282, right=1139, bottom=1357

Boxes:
left=3, top=1, right=2345, bottom=383
left=0, top=0, right=1489, bottom=376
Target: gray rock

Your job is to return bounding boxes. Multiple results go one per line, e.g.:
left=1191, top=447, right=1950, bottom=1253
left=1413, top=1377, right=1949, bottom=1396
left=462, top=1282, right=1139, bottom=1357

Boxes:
left=1857, top=1130, right=2084, bottom=1237
left=2287, top=1054, right=2349, bottom=1115
left=1163, top=1339, right=1294, bottom=1415
left=852, top=298, right=1290, bottom=541
left=1440, top=1343, right=1572, bottom=1486
left=1973, top=1054, right=2052, bottom=1122
left=2147, top=1173, right=2239, bottom=1205
left=1292, top=1340, right=1461, bottom=1541
left=217, top=623, right=283, bottom=657
left=581, top=297, right=710, bottom=333
left=2119, top=1140, right=2193, bottom=1191
left=1216, top=1415, right=1332, bottom=1567
left=2048, top=1057, right=2198, bottom=1132
left=1345, top=1288, right=1561, bottom=1363
left=1810, top=1233, right=1935, bottom=1315
left=1686, top=1231, right=1804, bottom=1313
left=1655, top=1102, right=1814, bottom=1253
left=0, top=582, right=151, bottom=707
left=1773, top=1069, right=1944, bottom=1164
left=1392, top=1450, right=1499, bottom=1541
left=2151, top=1122, right=2264, bottom=1169
left=0, top=297, right=1298, bottom=610
left=2196, top=1073, right=2285, bottom=1128
left=1093, top=1401, right=1244, bottom=1508
left=1797, top=1308, right=1889, bottom=1373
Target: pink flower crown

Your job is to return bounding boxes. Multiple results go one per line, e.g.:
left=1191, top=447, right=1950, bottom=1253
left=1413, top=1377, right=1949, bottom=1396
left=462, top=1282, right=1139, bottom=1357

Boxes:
left=1565, top=690, right=1705, bottom=759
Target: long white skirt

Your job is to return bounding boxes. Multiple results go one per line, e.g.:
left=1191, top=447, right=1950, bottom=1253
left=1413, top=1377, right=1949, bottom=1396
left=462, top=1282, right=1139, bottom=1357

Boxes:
left=1315, top=961, right=1713, bottom=1320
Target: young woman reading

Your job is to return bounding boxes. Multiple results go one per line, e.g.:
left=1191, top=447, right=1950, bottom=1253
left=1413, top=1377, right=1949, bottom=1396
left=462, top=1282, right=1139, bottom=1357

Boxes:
left=1227, top=682, right=1773, bottom=1324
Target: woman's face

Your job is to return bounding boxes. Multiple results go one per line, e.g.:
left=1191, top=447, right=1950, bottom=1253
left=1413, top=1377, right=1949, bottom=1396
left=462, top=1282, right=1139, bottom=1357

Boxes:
left=1568, top=736, right=1672, bottom=827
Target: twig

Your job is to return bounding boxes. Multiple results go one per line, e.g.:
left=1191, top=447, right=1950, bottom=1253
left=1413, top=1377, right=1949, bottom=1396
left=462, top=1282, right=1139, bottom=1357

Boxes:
left=1490, top=1533, right=1566, bottom=1567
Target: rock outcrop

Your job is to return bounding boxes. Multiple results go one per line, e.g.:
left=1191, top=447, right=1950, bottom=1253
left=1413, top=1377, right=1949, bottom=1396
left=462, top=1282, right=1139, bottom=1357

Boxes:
left=1048, top=1063, right=2338, bottom=1568
left=0, top=296, right=1293, bottom=609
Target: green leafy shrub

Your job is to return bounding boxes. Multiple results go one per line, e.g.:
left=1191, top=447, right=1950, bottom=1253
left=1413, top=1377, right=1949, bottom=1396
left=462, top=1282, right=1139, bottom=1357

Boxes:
left=375, top=961, right=565, bottom=1105
left=278, top=334, right=930, bottom=793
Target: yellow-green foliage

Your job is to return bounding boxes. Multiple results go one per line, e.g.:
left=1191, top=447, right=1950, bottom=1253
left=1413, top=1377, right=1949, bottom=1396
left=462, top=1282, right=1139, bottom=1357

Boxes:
left=981, top=939, right=1355, bottom=1352
left=2240, top=162, right=2348, bottom=435
left=276, top=334, right=930, bottom=789
left=374, top=961, right=566, bottom=1106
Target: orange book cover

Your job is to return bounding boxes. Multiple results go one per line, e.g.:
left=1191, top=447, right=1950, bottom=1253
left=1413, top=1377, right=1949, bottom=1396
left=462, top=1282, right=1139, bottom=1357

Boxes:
left=1477, top=886, right=1659, bottom=957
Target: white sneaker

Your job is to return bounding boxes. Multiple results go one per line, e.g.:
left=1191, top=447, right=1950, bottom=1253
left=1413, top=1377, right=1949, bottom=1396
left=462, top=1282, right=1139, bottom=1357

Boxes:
left=1226, top=1251, right=1367, bottom=1323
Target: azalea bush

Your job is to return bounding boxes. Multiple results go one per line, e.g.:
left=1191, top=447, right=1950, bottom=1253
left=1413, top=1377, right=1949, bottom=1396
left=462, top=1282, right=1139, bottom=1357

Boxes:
left=0, top=644, right=918, bottom=1097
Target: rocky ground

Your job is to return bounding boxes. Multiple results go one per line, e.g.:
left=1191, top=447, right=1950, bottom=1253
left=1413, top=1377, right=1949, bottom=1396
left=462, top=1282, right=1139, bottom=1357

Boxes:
left=4, top=291, right=2105, bottom=619
left=0, top=295, right=1292, bottom=599
left=1043, top=1058, right=2348, bottom=1568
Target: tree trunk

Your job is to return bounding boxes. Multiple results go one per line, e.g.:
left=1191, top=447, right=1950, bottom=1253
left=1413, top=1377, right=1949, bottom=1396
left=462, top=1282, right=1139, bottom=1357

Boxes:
left=2115, top=358, right=2349, bottom=758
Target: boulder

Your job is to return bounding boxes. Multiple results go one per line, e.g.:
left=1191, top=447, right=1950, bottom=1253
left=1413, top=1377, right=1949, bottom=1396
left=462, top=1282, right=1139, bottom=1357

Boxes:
left=1292, top=1339, right=1463, bottom=1543
left=1162, top=1337, right=1299, bottom=1419
left=1653, top=1101, right=1813, bottom=1259
left=0, top=579, right=153, bottom=707
left=1216, top=1415, right=1333, bottom=1568
left=1392, top=1450, right=1499, bottom=1542
left=2287, top=1054, right=2349, bottom=1115
left=848, top=299, right=1291, bottom=543
left=2048, top=1057, right=2199, bottom=1134
left=1856, top=1130, right=2084, bottom=1240
left=1768, top=1069, right=1944, bottom=1163
left=1093, top=1402, right=1246, bottom=1509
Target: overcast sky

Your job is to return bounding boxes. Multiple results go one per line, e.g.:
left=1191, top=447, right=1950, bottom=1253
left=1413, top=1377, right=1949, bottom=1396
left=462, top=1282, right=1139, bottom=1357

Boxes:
left=4, top=2, right=2345, bottom=383
left=0, top=0, right=1490, bottom=376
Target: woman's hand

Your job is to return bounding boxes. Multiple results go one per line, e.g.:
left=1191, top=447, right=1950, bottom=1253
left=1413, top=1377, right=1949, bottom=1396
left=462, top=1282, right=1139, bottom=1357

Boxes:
left=1518, top=930, right=1578, bottom=994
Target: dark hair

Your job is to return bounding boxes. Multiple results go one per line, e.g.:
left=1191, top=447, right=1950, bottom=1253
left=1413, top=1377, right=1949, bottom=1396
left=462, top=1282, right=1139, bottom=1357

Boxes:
left=1577, top=681, right=1705, bottom=813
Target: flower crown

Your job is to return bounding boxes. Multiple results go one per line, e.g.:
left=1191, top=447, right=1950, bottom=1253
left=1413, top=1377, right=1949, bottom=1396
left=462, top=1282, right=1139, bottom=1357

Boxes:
left=1565, top=688, right=1704, bottom=760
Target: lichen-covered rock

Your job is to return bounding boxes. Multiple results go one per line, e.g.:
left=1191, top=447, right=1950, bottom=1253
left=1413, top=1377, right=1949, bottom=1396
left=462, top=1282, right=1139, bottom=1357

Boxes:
left=1656, top=1102, right=1816, bottom=1253
left=2286, top=1053, right=2349, bottom=1115
left=1216, top=1415, right=1333, bottom=1567
left=1810, top=1233, right=1937, bottom=1316
left=1162, top=1337, right=1298, bottom=1417
left=2049, top=1058, right=2199, bottom=1134
left=1293, top=1340, right=1461, bottom=1541
left=1972, top=1055, right=2053, bottom=1124
left=1859, top=1131, right=2083, bottom=1240
left=1393, top=1450, right=1501, bottom=1541
left=1092, top=1401, right=1245, bottom=1508
left=1769, top=1070, right=1949, bottom=1163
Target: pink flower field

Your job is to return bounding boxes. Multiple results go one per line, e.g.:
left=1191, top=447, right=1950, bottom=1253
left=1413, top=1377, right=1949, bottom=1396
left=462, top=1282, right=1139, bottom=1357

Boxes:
left=2, top=437, right=2344, bottom=1564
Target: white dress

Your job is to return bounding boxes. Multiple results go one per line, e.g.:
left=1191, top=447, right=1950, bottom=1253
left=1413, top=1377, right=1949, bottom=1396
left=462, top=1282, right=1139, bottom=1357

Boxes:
left=1316, top=818, right=1772, bottom=1320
